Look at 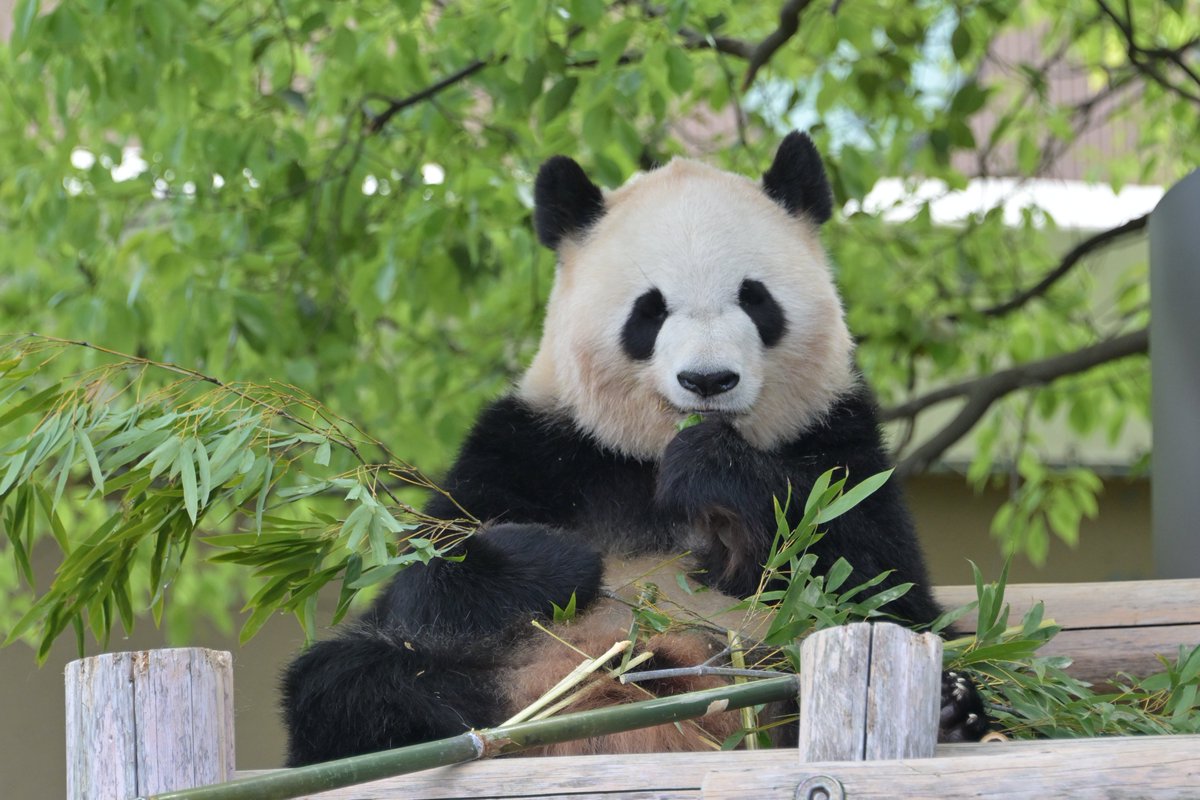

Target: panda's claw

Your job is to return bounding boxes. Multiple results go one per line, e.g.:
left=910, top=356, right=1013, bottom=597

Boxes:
left=938, top=669, right=990, bottom=743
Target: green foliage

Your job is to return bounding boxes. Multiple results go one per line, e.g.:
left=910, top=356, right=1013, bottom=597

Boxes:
left=742, top=468, right=912, bottom=672
left=0, top=0, right=1195, bottom=644
left=943, top=561, right=1200, bottom=737
left=743, top=478, right=1200, bottom=739
left=0, top=335, right=470, bottom=658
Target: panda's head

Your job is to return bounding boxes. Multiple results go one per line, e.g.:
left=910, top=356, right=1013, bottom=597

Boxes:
left=518, top=132, right=856, bottom=460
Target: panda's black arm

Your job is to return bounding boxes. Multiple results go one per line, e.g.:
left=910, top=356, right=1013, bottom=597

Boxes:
left=368, top=396, right=605, bottom=634
left=656, top=390, right=941, bottom=626
left=421, top=395, right=589, bottom=525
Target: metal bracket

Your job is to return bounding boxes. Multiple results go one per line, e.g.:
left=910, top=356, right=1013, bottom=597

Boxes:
left=796, top=774, right=845, bottom=800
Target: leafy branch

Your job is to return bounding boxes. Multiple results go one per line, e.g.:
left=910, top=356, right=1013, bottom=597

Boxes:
left=0, top=335, right=473, bottom=660
left=882, top=327, right=1149, bottom=477
left=362, top=0, right=829, bottom=136
left=1097, top=0, right=1200, bottom=107
left=948, top=213, right=1150, bottom=323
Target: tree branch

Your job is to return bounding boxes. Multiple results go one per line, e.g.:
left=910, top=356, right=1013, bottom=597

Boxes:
left=887, top=327, right=1149, bottom=478
left=1096, top=0, right=1200, bottom=106
left=948, top=213, right=1149, bottom=323
left=741, top=0, right=818, bottom=90
left=364, top=59, right=491, bottom=134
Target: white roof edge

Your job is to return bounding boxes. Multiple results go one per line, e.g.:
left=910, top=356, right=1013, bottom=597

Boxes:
left=845, top=177, right=1165, bottom=231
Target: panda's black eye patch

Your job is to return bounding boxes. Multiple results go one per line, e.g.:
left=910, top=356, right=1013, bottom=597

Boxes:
left=738, top=279, right=786, bottom=347
left=622, top=288, right=667, bottom=361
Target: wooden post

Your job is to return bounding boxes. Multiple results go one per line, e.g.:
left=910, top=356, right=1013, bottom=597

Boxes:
left=66, top=648, right=235, bottom=800
left=798, top=622, right=941, bottom=762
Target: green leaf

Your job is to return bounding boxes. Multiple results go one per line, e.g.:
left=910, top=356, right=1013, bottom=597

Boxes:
left=255, top=457, right=274, bottom=535
left=950, top=23, right=971, bottom=61
left=824, top=557, right=853, bottom=594
left=11, top=0, right=40, bottom=53
left=74, top=428, right=104, bottom=495
left=665, top=48, right=694, bottom=94
left=314, top=439, right=331, bottom=466
left=816, top=469, right=893, bottom=524
left=0, top=385, right=61, bottom=428
left=541, top=77, right=578, bottom=124
left=179, top=439, right=199, bottom=524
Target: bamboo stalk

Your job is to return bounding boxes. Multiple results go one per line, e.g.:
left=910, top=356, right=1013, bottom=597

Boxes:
left=502, top=639, right=630, bottom=725
left=139, top=675, right=799, bottom=800
left=729, top=631, right=758, bottom=751
left=529, top=650, right=657, bottom=721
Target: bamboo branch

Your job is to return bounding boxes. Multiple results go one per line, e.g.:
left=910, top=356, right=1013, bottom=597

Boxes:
left=620, top=665, right=780, bottom=684
left=19, top=334, right=428, bottom=506
left=502, top=640, right=631, bottom=725
left=142, top=676, right=799, bottom=800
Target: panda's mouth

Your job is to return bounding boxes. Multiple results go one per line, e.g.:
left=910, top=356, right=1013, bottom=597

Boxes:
left=667, top=404, right=748, bottom=419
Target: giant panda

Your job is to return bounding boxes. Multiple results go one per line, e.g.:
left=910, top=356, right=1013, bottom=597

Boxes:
left=281, top=131, right=988, bottom=766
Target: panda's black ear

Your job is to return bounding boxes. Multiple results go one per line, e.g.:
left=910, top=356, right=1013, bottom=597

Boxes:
left=534, top=156, right=606, bottom=250
left=762, top=131, right=833, bottom=225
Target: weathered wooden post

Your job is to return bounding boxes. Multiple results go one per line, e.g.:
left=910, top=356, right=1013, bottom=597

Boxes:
left=797, top=622, right=942, bottom=762
left=65, top=648, right=235, bottom=800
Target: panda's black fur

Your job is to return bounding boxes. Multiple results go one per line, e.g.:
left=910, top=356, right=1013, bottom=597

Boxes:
left=281, top=132, right=988, bottom=766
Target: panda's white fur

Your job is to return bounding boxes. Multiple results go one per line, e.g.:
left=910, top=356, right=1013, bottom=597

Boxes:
left=519, top=157, right=856, bottom=460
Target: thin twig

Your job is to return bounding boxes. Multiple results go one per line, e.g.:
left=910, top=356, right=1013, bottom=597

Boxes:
left=620, top=666, right=781, bottom=684
left=365, top=60, right=490, bottom=134
left=1096, top=0, right=1200, bottom=106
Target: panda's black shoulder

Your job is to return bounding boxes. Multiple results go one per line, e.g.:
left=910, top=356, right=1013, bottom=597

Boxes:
left=780, top=381, right=892, bottom=473
left=457, top=395, right=602, bottom=464
left=424, top=395, right=650, bottom=524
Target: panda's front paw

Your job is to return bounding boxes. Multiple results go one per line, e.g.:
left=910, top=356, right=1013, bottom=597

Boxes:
left=656, top=417, right=758, bottom=517
left=938, top=670, right=990, bottom=743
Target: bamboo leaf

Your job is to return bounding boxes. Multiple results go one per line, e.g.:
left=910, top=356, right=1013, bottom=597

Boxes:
left=314, top=439, right=331, bottom=466
left=74, top=427, right=104, bottom=495
left=0, top=384, right=60, bottom=428
left=194, top=438, right=212, bottom=509
left=255, top=457, right=274, bottom=534
left=0, top=449, right=26, bottom=496
left=179, top=439, right=199, bottom=524
left=816, top=469, right=894, bottom=524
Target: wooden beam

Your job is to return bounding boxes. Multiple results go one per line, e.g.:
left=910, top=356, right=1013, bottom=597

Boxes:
left=704, top=734, right=1200, bottom=799
left=935, top=579, right=1200, bottom=629
left=231, top=736, right=1200, bottom=799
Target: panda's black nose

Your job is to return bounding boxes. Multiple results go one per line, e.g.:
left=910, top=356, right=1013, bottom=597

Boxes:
left=677, top=370, right=740, bottom=398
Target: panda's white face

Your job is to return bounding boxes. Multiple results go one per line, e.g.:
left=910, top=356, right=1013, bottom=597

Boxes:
left=520, top=157, right=855, bottom=460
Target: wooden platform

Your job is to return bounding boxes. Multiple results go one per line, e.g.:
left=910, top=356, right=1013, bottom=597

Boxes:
left=229, top=578, right=1200, bottom=799
left=66, top=579, right=1200, bottom=799
left=235, top=735, right=1200, bottom=799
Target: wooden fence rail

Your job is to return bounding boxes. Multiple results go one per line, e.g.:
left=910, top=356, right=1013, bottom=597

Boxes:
left=64, top=579, right=1200, bottom=800
left=935, top=577, right=1200, bottom=684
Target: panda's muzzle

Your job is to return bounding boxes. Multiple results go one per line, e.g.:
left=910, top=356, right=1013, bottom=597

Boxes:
left=677, top=370, right=740, bottom=398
